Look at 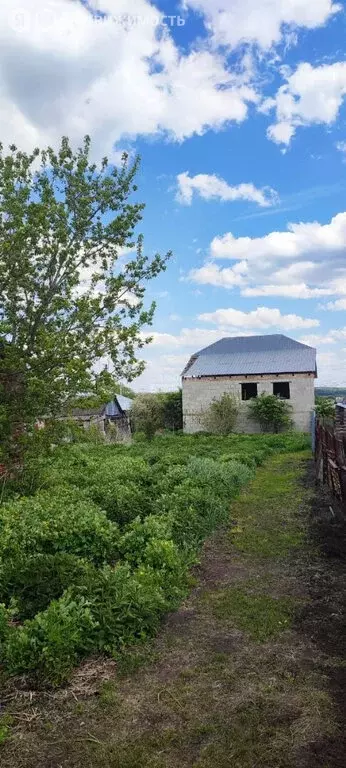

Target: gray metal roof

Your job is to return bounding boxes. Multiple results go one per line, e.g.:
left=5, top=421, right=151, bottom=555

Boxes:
left=182, top=334, right=317, bottom=378
left=116, top=395, right=133, bottom=412
left=105, top=395, right=133, bottom=416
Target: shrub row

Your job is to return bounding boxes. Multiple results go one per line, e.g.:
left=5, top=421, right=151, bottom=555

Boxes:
left=0, top=433, right=309, bottom=685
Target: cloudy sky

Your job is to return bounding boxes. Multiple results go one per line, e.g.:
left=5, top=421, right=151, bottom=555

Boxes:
left=2, top=0, right=346, bottom=389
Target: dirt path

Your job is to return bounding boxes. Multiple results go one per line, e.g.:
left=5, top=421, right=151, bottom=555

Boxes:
left=1, top=451, right=345, bottom=767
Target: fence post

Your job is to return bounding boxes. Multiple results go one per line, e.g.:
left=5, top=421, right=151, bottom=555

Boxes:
left=315, top=414, right=346, bottom=512
left=311, top=410, right=316, bottom=455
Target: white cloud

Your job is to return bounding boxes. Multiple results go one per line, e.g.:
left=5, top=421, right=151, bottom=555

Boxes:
left=299, top=328, right=346, bottom=346
left=134, top=327, right=233, bottom=390
left=198, top=307, right=319, bottom=330
left=325, top=298, right=346, bottom=310
left=132, top=355, right=186, bottom=392
left=336, top=141, right=346, bottom=160
left=211, top=212, right=346, bottom=262
left=143, top=327, right=225, bottom=349
left=135, top=321, right=286, bottom=391
left=183, top=0, right=340, bottom=50
left=189, top=213, right=346, bottom=300
left=176, top=172, right=278, bottom=207
left=266, top=61, right=346, bottom=146
left=242, top=283, right=333, bottom=298
left=0, top=0, right=260, bottom=158
left=317, top=347, right=346, bottom=385
left=267, top=122, right=295, bottom=146
left=188, top=262, right=247, bottom=288
left=299, top=334, right=338, bottom=346
left=0, top=0, right=342, bottom=159
left=307, top=332, right=346, bottom=385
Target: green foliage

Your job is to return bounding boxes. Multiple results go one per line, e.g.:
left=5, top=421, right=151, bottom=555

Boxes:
left=0, top=604, right=10, bottom=653
left=0, top=432, right=310, bottom=685
left=41, top=452, right=155, bottom=525
left=118, top=515, right=174, bottom=566
left=131, top=391, right=182, bottom=437
left=208, top=587, right=295, bottom=642
left=0, top=487, right=119, bottom=564
left=159, top=390, right=183, bottom=431
left=0, top=714, right=12, bottom=746
left=203, top=393, right=239, bottom=435
left=132, top=394, right=165, bottom=440
left=315, top=387, right=346, bottom=398
left=186, top=456, right=253, bottom=497
left=0, top=553, right=94, bottom=620
left=133, top=430, right=147, bottom=443
left=4, top=593, right=98, bottom=686
left=315, top=397, right=335, bottom=422
left=70, top=371, right=135, bottom=410
left=248, top=393, right=293, bottom=433
left=85, top=457, right=154, bottom=522
left=0, top=136, right=170, bottom=460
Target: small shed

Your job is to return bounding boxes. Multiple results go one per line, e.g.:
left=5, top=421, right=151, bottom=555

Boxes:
left=105, top=394, right=133, bottom=442
left=69, top=394, right=133, bottom=442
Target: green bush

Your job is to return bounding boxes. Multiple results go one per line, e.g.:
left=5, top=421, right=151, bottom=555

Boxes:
left=4, top=593, right=98, bottom=686
left=185, top=456, right=253, bottom=497
left=203, top=393, right=239, bottom=434
left=0, top=431, right=309, bottom=685
left=315, top=397, right=335, bottom=423
left=0, top=554, right=95, bottom=620
left=248, top=394, right=293, bottom=433
left=0, top=604, right=10, bottom=653
left=3, top=563, right=181, bottom=685
left=84, top=459, right=154, bottom=525
left=131, top=394, right=165, bottom=440
left=0, top=487, right=119, bottom=565
left=41, top=453, right=155, bottom=526
left=118, top=515, right=174, bottom=566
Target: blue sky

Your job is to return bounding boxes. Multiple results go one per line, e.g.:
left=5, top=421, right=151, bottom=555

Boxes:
left=1, top=0, right=346, bottom=388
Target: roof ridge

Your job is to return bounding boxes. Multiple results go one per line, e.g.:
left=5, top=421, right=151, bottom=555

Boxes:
left=182, top=334, right=317, bottom=378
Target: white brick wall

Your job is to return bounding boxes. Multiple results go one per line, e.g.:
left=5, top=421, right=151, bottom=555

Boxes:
left=182, top=373, right=315, bottom=433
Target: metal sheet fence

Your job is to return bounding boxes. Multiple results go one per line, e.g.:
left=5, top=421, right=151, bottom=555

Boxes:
left=315, top=419, right=346, bottom=509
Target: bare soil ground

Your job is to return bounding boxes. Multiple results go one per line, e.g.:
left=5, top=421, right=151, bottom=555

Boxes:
left=0, top=451, right=345, bottom=768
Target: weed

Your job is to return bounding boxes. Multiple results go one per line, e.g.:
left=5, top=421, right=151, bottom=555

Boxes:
left=0, top=715, right=12, bottom=747
left=0, top=435, right=310, bottom=684
left=207, top=586, right=296, bottom=641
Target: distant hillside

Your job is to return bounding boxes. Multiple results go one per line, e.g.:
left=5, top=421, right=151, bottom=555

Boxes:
left=315, top=387, right=346, bottom=398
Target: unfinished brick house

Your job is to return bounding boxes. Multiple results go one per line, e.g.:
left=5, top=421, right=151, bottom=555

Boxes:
left=182, top=334, right=317, bottom=434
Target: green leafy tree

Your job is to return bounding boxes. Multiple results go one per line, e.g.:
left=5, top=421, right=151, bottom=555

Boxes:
left=248, top=393, right=292, bottom=433
left=203, top=393, right=239, bottom=435
left=0, top=136, right=170, bottom=454
left=132, top=394, right=165, bottom=440
left=315, top=396, right=335, bottom=424
left=69, top=369, right=135, bottom=410
left=157, top=390, right=183, bottom=431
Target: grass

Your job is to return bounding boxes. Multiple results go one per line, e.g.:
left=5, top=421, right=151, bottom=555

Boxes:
left=206, top=586, right=296, bottom=642
left=0, top=716, right=13, bottom=747
left=229, top=453, right=308, bottom=558
left=0, top=448, right=339, bottom=768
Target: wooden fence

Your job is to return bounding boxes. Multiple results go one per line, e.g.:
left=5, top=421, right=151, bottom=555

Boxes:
left=315, top=414, right=346, bottom=509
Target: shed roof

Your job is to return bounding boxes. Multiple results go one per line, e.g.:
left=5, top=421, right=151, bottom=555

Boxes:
left=182, top=334, right=317, bottom=378
left=70, top=406, right=105, bottom=420
left=105, top=395, right=133, bottom=416
left=116, top=394, right=134, bottom=412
